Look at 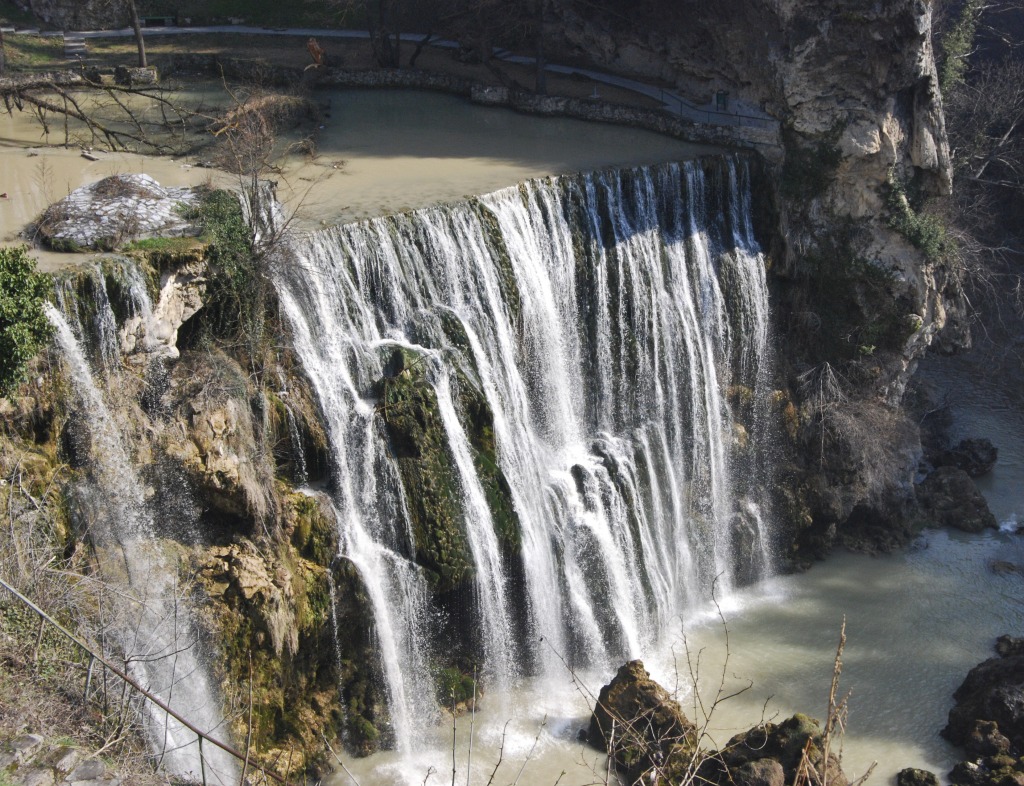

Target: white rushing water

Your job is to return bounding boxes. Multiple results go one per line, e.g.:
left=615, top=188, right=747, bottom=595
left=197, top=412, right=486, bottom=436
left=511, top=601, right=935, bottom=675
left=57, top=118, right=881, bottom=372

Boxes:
left=276, top=156, right=773, bottom=757
left=46, top=276, right=237, bottom=784
left=334, top=525, right=1024, bottom=786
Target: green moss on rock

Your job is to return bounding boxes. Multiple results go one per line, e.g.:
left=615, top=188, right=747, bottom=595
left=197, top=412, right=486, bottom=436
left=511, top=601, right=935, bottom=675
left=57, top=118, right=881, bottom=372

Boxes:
left=286, top=490, right=338, bottom=565
left=377, top=346, right=473, bottom=592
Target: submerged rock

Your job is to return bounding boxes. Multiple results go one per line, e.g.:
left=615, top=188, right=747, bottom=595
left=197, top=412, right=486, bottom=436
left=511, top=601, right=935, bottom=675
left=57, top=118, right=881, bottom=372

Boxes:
left=898, top=768, right=939, bottom=786
left=917, top=466, right=998, bottom=533
left=997, top=637, right=1024, bottom=658
left=938, top=438, right=999, bottom=478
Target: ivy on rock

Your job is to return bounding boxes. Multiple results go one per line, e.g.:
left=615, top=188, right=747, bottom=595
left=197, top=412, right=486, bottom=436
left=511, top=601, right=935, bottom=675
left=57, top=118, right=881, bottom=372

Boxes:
left=0, top=246, right=53, bottom=399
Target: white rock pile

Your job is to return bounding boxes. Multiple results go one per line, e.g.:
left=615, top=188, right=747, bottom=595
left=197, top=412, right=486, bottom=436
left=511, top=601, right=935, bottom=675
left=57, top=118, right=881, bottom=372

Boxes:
left=37, top=173, right=200, bottom=251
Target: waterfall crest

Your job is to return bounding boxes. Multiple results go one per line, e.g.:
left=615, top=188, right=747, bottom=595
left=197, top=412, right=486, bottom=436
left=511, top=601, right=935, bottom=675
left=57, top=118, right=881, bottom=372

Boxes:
left=277, top=155, right=774, bottom=749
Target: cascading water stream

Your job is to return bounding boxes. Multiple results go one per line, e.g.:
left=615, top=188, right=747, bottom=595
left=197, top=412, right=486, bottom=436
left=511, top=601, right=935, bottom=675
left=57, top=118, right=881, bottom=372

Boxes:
left=276, top=155, right=773, bottom=751
left=45, top=296, right=236, bottom=784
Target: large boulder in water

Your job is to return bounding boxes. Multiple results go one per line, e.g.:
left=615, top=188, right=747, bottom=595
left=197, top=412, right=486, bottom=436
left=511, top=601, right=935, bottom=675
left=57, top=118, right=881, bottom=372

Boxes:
left=588, top=660, right=695, bottom=781
left=938, top=438, right=999, bottom=478
left=917, top=466, right=997, bottom=533
left=898, top=769, right=939, bottom=786
left=944, top=648, right=1024, bottom=756
left=696, top=714, right=849, bottom=786
left=36, top=174, right=200, bottom=251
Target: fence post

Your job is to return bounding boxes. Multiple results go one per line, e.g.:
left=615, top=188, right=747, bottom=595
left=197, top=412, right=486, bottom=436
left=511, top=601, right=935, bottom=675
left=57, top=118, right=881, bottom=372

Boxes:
left=198, top=735, right=207, bottom=786
left=84, top=654, right=96, bottom=699
left=33, top=615, right=44, bottom=664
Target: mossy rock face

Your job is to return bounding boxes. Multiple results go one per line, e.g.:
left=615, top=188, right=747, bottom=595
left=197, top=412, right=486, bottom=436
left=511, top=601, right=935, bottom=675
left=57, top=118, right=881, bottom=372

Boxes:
left=376, top=339, right=523, bottom=585
left=332, top=558, right=389, bottom=756
left=195, top=533, right=370, bottom=775
left=453, top=370, right=521, bottom=554
left=376, top=346, right=473, bottom=592
left=588, top=660, right=696, bottom=783
left=265, top=367, right=331, bottom=485
left=697, top=713, right=848, bottom=785
left=429, top=308, right=522, bottom=555
left=472, top=201, right=522, bottom=326
left=286, top=490, right=338, bottom=565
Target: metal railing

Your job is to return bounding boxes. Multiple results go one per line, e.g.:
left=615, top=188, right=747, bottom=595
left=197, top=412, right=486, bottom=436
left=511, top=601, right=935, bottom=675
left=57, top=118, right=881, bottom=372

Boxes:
left=0, top=576, right=288, bottom=786
left=657, top=88, right=777, bottom=129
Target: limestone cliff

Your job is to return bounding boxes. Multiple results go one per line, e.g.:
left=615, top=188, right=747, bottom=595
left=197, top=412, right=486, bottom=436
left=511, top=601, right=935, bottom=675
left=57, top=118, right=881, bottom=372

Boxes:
left=541, top=0, right=966, bottom=557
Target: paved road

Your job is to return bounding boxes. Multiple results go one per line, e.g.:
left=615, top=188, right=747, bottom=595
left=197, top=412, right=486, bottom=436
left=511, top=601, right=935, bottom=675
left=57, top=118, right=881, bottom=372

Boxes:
left=5, top=23, right=776, bottom=130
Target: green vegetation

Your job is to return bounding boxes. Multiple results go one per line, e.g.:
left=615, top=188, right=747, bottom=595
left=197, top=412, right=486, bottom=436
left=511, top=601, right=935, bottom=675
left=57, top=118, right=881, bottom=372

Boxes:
left=0, top=246, right=53, bottom=399
left=885, top=172, right=952, bottom=263
left=181, top=188, right=275, bottom=362
left=125, top=236, right=201, bottom=254
left=1, top=34, right=63, bottom=70
left=437, top=665, right=476, bottom=705
left=938, top=0, right=981, bottom=94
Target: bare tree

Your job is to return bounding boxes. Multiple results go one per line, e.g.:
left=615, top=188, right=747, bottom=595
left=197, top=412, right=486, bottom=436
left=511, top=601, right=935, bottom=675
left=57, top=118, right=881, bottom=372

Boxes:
left=0, top=72, right=192, bottom=152
left=124, top=0, right=147, bottom=68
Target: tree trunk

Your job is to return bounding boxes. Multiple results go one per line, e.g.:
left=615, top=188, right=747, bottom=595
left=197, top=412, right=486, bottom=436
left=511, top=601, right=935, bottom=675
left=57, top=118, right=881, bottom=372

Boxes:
left=126, top=0, right=147, bottom=68
left=0, top=28, right=6, bottom=77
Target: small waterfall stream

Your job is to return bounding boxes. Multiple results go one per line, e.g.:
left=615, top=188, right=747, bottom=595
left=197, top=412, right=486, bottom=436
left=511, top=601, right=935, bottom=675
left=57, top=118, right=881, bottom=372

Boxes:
left=276, top=155, right=774, bottom=750
left=46, top=272, right=236, bottom=784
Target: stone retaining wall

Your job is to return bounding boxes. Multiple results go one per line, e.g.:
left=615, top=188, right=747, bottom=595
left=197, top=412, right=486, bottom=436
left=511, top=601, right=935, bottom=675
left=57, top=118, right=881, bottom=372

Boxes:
left=471, top=85, right=781, bottom=156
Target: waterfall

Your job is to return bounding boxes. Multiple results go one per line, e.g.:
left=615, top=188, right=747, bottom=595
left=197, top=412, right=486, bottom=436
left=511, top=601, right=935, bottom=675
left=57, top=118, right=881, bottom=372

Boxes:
left=46, top=295, right=237, bottom=784
left=275, top=155, right=773, bottom=749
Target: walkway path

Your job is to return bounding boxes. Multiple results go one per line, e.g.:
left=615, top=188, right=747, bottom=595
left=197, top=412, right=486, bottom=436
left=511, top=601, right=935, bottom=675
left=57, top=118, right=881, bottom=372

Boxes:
left=9, top=23, right=777, bottom=131
left=62, top=32, right=87, bottom=65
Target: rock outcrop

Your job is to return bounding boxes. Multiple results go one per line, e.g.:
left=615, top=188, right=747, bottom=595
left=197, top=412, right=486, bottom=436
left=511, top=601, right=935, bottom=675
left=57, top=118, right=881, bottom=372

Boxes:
left=945, top=650, right=1024, bottom=754
left=589, top=663, right=850, bottom=786
left=944, top=637, right=1024, bottom=785
left=936, top=438, right=999, bottom=478
left=543, top=0, right=965, bottom=559
left=588, top=660, right=695, bottom=781
left=0, top=733, right=122, bottom=786
left=37, top=175, right=200, bottom=252
left=697, top=714, right=849, bottom=786
left=898, top=768, right=940, bottom=786
left=917, top=466, right=998, bottom=533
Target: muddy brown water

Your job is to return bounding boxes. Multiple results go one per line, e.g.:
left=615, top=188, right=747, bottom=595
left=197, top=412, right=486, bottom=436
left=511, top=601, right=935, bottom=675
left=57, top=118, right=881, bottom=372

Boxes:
left=0, top=86, right=717, bottom=271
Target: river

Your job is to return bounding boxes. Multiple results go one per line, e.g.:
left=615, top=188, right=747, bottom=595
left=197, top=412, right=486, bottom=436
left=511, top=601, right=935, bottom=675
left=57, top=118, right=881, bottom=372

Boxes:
left=0, top=86, right=715, bottom=269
